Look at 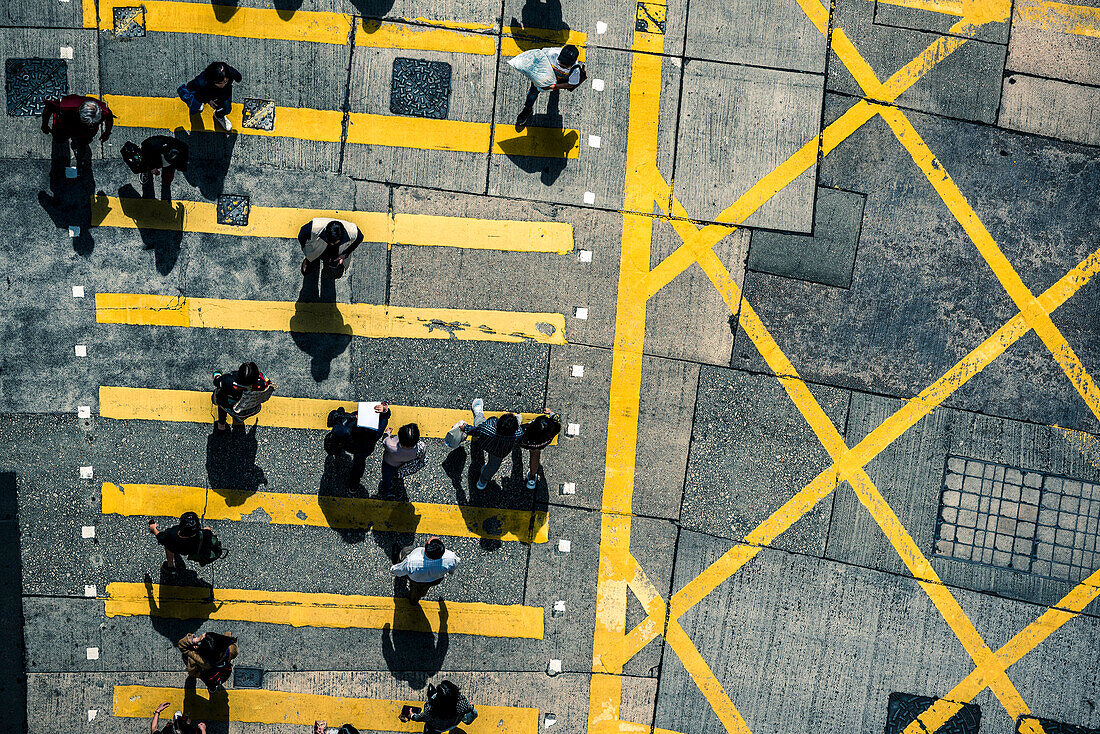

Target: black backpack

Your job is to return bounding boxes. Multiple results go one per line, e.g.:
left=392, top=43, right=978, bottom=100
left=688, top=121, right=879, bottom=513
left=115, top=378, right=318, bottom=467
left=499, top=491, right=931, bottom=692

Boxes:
left=325, top=407, right=356, bottom=454
left=186, top=529, right=227, bottom=566
left=120, top=141, right=144, bottom=174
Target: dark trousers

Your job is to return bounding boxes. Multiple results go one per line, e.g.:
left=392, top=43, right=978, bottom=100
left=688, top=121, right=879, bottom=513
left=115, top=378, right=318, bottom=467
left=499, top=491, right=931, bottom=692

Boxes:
left=211, top=97, right=231, bottom=118
left=398, top=546, right=444, bottom=603
left=523, top=83, right=540, bottom=109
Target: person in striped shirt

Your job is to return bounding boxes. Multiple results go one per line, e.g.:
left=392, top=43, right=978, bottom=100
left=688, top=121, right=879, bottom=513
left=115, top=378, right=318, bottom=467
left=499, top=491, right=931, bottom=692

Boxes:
left=462, top=398, right=524, bottom=490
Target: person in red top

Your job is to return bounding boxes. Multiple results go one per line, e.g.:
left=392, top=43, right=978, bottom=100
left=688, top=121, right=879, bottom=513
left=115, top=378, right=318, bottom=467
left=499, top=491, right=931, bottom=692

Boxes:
left=40, top=94, right=113, bottom=149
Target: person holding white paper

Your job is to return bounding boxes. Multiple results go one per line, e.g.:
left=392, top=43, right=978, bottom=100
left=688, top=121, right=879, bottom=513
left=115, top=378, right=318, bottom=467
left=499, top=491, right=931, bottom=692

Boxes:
left=339, top=402, right=389, bottom=488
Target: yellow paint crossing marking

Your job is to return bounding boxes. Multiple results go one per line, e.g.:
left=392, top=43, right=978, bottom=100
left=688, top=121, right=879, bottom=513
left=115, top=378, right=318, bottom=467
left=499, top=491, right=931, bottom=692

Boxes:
left=90, top=196, right=574, bottom=254
left=112, top=685, right=539, bottom=731
left=98, top=386, right=557, bottom=442
left=102, top=482, right=549, bottom=543
left=95, top=293, right=566, bottom=344
left=104, top=95, right=580, bottom=159
left=105, top=582, right=544, bottom=638
left=1016, top=0, right=1100, bottom=37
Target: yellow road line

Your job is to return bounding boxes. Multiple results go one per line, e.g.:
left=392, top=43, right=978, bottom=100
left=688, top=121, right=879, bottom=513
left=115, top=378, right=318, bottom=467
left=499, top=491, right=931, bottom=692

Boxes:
left=98, top=386, right=557, bottom=442
left=95, top=293, right=566, bottom=345
left=104, top=95, right=580, bottom=159
left=112, top=685, right=539, bottom=732
left=1016, top=0, right=1100, bottom=37
left=90, top=196, right=574, bottom=254
left=105, top=582, right=544, bottom=638
left=102, top=482, right=549, bottom=543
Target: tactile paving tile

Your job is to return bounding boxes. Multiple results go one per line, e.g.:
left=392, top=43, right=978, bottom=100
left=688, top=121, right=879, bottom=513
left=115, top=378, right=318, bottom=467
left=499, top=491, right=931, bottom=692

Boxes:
left=885, top=693, right=980, bottom=734
left=390, top=57, right=452, bottom=120
left=233, top=667, right=264, bottom=689
left=635, top=1, right=667, bottom=34
left=113, top=6, right=146, bottom=38
left=5, top=58, right=68, bottom=116
left=216, top=194, right=250, bottom=227
left=241, top=98, right=276, bottom=131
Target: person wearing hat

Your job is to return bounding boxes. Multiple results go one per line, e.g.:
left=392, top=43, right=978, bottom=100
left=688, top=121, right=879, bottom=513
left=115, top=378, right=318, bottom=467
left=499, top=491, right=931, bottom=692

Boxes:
left=148, top=511, right=210, bottom=573
left=390, top=536, right=460, bottom=603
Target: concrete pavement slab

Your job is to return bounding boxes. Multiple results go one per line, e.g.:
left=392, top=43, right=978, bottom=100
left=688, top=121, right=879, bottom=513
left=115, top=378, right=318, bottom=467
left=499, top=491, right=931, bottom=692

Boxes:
left=2, top=0, right=84, bottom=28
left=998, top=73, right=1100, bottom=147
left=684, top=0, right=828, bottom=72
left=1007, top=0, right=1100, bottom=86
left=501, top=0, right=687, bottom=56
left=872, top=0, right=1011, bottom=45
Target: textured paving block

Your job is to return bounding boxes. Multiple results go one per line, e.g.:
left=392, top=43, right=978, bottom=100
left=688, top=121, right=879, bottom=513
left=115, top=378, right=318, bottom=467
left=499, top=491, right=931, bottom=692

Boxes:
left=241, top=98, right=276, bottom=131
left=112, top=6, right=146, bottom=38
left=216, top=194, right=250, bottom=227
left=233, top=666, right=264, bottom=689
left=747, top=187, right=865, bottom=288
left=885, top=693, right=980, bottom=734
left=4, top=58, right=67, bottom=116
left=389, top=58, right=452, bottom=120
left=636, top=1, right=667, bottom=33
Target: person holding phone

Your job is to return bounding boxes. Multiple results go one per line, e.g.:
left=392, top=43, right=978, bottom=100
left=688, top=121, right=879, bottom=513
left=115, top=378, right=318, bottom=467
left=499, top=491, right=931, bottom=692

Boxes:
left=398, top=681, right=477, bottom=733
left=151, top=702, right=205, bottom=733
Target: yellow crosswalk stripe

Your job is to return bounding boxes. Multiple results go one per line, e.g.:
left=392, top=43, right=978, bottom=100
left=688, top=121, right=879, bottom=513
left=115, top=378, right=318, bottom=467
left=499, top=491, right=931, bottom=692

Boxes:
left=90, top=195, right=575, bottom=253
left=105, top=582, right=544, bottom=637
left=103, top=482, right=549, bottom=543
left=104, top=95, right=581, bottom=159
left=112, top=685, right=540, bottom=732
left=98, top=386, right=558, bottom=443
left=94, top=293, right=567, bottom=344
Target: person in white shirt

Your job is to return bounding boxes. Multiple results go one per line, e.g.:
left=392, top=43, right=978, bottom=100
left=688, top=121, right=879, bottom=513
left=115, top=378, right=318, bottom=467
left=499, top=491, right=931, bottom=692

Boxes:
left=511, top=44, right=587, bottom=128
left=390, top=536, right=460, bottom=603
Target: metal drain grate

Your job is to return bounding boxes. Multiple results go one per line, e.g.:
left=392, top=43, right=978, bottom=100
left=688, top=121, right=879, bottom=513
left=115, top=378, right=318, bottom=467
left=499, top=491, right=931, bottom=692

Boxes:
left=934, top=456, right=1100, bottom=582
left=885, top=692, right=980, bottom=734
left=5, top=58, right=68, bottom=116
left=389, top=58, right=451, bottom=120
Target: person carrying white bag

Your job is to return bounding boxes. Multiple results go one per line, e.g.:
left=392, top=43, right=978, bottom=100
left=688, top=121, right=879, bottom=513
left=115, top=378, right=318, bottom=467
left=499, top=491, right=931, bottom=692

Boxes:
left=507, top=43, right=587, bottom=129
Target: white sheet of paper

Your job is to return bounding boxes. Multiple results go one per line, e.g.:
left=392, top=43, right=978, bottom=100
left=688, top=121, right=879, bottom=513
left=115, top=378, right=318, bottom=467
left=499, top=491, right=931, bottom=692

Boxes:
left=357, top=402, right=382, bottom=429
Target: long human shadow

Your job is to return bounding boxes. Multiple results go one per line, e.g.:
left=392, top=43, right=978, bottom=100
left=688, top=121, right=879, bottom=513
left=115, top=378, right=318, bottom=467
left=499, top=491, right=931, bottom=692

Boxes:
left=453, top=442, right=534, bottom=552
left=206, top=424, right=267, bottom=507
left=0, top=474, right=25, bottom=734
left=497, top=92, right=576, bottom=186
left=37, top=134, right=96, bottom=255
left=174, top=126, right=237, bottom=200
left=144, top=569, right=215, bottom=644
left=291, top=266, right=352, bottom=382
left=116, top=183, right=185, bottom=275
left=508, top=0, right=571, bottom=51
left=318, top=452, right=367, bottom=544
left=183, top=676, right=230, bottom=734
left=349, top=0, right=397, bottom=21
left=381, top=601, right=448, bottom=690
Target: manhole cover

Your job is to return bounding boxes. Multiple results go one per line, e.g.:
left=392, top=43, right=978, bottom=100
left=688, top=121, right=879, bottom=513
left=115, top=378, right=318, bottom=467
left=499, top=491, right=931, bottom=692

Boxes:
left=390, top=58, right=452, bottom=120
left=885, top=692, right=979, bottom=734
left=5, top=58, right=68, bottom=116
left=217, top=194, right=250, bottom=226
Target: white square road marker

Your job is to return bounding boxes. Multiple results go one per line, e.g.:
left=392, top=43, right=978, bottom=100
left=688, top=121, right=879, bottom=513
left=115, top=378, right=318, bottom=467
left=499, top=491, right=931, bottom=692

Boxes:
left=560, top=482, right=576, bottom=495
left=588, top=135, right=601, bottom=148
left=86, top=647, right=99, bottom=660
left=547, top=659, right=562, bottom=675
left=583, top=191, right=596, bottom=205
left=578, top=250, right=592, bottom=262
left=78, top=406, right=91, bottom=419
left=573, top=307, right=588, bottom=320
left=592, top=78, right=605, bottom=92
left=80, top=466, right=93, bottom=479
left=571, top=364, right=584, bottom=377
left=558, top=539, right=571, bottom=553
left=567, top=422, right=580, bottom=436
left=81, top=525, right=95, bottom=538
left=72, top=285, right=85, bottom=297
left=60, top=46, right=73, bottom=59
left=75, top=344, right=87, bottom=357
left=554, top=600, right=566, bottom=613
left=87, top=710, right=97, bottom=722
left=84, top=585, right=96, bottom=597
left=596, top=20, right=607, bottom=33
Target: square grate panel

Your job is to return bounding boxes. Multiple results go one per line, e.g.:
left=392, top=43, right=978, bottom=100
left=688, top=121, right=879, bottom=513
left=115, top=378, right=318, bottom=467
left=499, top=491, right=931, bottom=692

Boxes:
left=934, top=456, right=1100, bottom=582
left=885, top=693, right=980, bottom=734
left=389, top=58, right=451, bottom=120
left=113, top=6, right=146, bottom=37
left=241, top=98, right=275, bottom=131
left=1018, top=717, right=1100, bottom=734
left=5, top=58, right=68, bottom=116
left=635, top=2, right=667, bottom=33
left=216, top=195, right=250, bottom=226
left=233, top=666, right=264, bottom=689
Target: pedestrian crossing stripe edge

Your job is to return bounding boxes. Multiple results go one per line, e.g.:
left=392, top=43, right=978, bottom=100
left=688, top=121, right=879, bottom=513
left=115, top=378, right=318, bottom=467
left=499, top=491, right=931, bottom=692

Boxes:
left=98, top=386, right=559, bottom=444
left=104, top=95, right=582, bottom=159
left=105, top=582, right=545, bottom=638
left=111, top=685, right=541, bottom=731
left=94, top=293, right=567, bottom=345
left=90, top=195, right=576, bottom=253
left=103, top=482, right=551, bottom=543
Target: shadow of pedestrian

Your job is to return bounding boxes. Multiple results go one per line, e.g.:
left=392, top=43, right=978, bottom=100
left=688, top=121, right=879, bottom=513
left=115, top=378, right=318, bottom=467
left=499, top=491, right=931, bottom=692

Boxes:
left=291, top=266, right=352, bottom=382
left=206, top=424, right=267, bottom=507
left=37, top=134, right=96, bottom=256
left=508, top=0, right=571, bottom=50
left=116, top=183, right=185, bottom=275
left=496, top=92, right=576, bottom=186
left=368, top=479, right=416, bottom=566
left=183, top=676, right=231, bottom=734
left=381, top=602, right=448, bottom=690
left=349, top=0, right=397, bottom=21
left=318, top=452, right=367, bottom=544
left=211, top=0, right=240, bottom=23
left=441, top=446, right=467, bottom=495
left=174, top=126, right=237, bottom=200
left=272, top=0, right=304, bottom=19
left=144, top=569, right=214, bottom=643
left=455, top=443, right=527, bottom=552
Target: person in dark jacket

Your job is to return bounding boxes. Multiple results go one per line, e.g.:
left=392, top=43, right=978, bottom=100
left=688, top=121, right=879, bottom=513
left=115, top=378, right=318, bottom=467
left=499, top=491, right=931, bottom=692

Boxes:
left=40, top=94, right=113, bottom=150
left=519, top=409, right=561, bottom=490
left=462, top=398, right=523, bottom=490
left=151, top=701, right=205, bottom=734
left=148, top=511, right=210, bottom=573
left=325, top=402, right=391, bottom=488
left=136, top=135, right=189, bottom=186
left=177, top=631, right=238, bottom=689
left=178, top=61, right=242, bottom=132
left=399, top=680, right=477, bottom=734
left=212, top=362, right=275, bottom=432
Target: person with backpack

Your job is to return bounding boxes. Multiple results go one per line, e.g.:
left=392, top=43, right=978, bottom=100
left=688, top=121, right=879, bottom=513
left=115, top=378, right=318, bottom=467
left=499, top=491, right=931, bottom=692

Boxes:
left=123, top=135, right=189, bottom=188
left=462, top=398, right=524, bottom=490
left=398, top=680, right=478, bottom=733
left=519, top=409, right=561, bottom=490
left=151, top=701, right=206, bottom=733
left=177, top=631, right=238, bottom=690
left=178, top=61, right=242, bottom=132
left=148, top=511, right=207, bottom=573
left=508, top=44, right=586, bottom=129
left=212, top=362, right=275, bottom=432
left=325, top=402, right=391, bottom=488
left=298, top=218, right=364, bottom=279
left=40, top=94, right=114, bottom=151
left=380, top=422, right=427, bottom=492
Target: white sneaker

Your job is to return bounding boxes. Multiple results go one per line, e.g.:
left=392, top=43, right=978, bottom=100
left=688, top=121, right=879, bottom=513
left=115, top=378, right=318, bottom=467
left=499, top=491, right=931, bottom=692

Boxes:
left=471, top=398, right=484, bottom=413
left=215, top=115, right=232, bottom=132
left=526, top=475, right=537, bottom=490
left=476, top=478, right=488, bottom=490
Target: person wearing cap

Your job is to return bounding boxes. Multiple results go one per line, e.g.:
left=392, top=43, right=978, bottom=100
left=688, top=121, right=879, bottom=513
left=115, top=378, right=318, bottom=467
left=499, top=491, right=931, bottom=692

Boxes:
left=148, top=511, right=210, bottom=573
left=390, top=537, right=460, bottom=603
left=512, top=43, right=586, bottom=129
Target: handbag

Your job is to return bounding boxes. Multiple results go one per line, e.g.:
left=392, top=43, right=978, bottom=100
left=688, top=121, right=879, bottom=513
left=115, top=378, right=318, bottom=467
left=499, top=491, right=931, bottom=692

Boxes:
left=199, top=662, right=232, bottom=687
left=120, top=141, right=144, bottom=174
left=321, top=258, right=346, bottom=279
left=444, top=421, right=466, bottom=450
left=396, top=444, right=427, bottom=478
left=187, top=529, right=227, bottom=566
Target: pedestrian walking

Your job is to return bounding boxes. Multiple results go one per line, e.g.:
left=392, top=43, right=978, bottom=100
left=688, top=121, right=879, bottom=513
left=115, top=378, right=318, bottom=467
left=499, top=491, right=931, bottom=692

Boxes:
left=508, top=44, right=586, bottom=128
left=326, top=402, right=391, bottom=488
left=519, top=409, right=561, bottom=490
left=380, top=421, right=427, bottom=492
left=151, top=701, right=205, bottom=734
left=462, top=398, right=524, bottom=490
left=148, top=511, right=209, bottom=573
left=314, top=723, right=359, bottom=734
left=390, top=536, right=460, bottom=604
left=177, top=631, right=238, bottom=689
left=178, top=61, right=242, bottom=132
left=212, top=362, right=275, bottom=432
left=40, top=94, right=114, bottom=151
left=298, top=218, right=364, bottom=279
left=121, top=135, right=189, bottom=188
left=398, top=680, right=478, bottom=734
